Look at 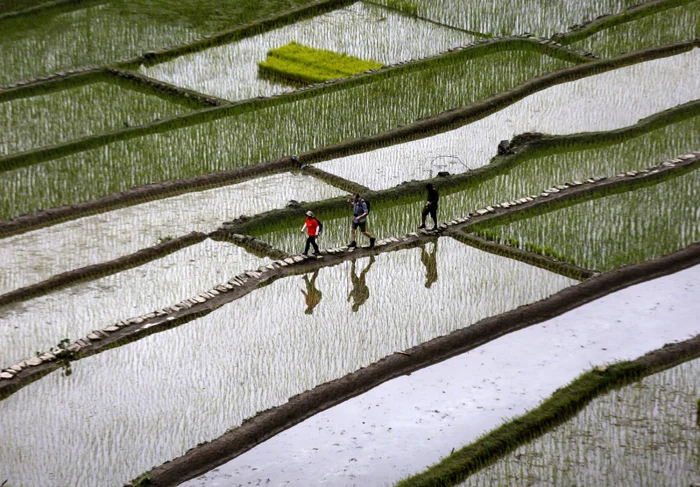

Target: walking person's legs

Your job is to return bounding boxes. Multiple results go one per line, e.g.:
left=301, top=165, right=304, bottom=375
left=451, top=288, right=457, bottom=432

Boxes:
left=303, top=236, right=313, bottom=255
left=430, top=206, right=438, bottom=229
left=310, top=236, right=320, bottom=254
left=420, top=205, right=429, bottom=228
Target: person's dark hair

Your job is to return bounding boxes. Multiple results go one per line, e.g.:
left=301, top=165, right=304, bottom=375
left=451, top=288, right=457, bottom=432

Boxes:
left=426, top=183, right=434, bottom=190
left=354, top=193, right=361, bottom=200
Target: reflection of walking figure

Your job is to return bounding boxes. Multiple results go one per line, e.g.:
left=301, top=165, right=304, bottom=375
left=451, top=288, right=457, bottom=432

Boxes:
left=301, top=269, right=322, bottom=315
left=301, top=210, right=322, bottom=255
left=347, top=256, right=375, bottom=312
left=421, top=241, right=439, bottom=288
left=419, top=183, right=439, bottom=230
left=348, top=193, right=375, bottom=248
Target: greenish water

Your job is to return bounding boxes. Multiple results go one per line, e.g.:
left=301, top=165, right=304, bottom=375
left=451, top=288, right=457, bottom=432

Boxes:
left=477, top=165, right=700, bottom=272
left=140, top=2, right=474, bottom=101
left=460, top=359, right=700, bottom=487
left=0, top=48, right=570, bottom=220
left=0, top=81, right=192, bottom=156
left=0, top=0, right=319, bottom=86
left=568, top=1, right=700, bottom=58
left=0, top=240, right=267, bottom=369
left=0, top=238, right=576, bottom=486
left=376, top=0, right=643, bottom=36
left=257, top=112, right=700, bottom=253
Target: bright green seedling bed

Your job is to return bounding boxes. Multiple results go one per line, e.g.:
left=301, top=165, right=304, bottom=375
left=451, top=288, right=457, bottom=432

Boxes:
left=258, top=42, right=383, bottom=84
left=472, top=165, right=700, bottom=272
left=567, top=0, right=700, bottom=57
left=252, top=109, right=700, bottom=254
left=0, top=46, right=571, bottom=221
left=0, top=80, right=193, bottom=156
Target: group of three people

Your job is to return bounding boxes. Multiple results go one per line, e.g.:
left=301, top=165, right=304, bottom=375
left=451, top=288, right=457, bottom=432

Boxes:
left=301, top=184, right=439, bottom=255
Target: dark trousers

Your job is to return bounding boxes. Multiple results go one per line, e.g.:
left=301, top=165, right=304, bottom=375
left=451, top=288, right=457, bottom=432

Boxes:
left=422, top=204, right=438, bottom=222
left=304, top=236, right=319, bottom=254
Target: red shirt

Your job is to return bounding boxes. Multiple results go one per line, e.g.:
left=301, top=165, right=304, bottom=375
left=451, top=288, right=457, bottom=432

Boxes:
left=305, top=217, right=320, bottom=236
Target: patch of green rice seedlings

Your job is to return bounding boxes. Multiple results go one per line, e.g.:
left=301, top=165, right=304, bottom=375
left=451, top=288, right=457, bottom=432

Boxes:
left=316, top=49, right=700, bottom=190
left=140, top=2, right=474, bottom=101
left=0, top=48, right=570, bottom=221
left=459, top=359, right=700, bottom=487
left=258, top=42, right=383, bottom=84
left=0, top=173, right=341, bottom=294
left=256, top=111, right=700, bottom=253
left=0, top=81, right=193, bottom=156
left=373, top=0, right=644, bottom=36
left=0, top=0, right=322, bottom=86
left=568, top=1, right=700, bottom=57
left=0, top=239, right=575, bottom=486
left=480, top=166, right=700, bottom=272
left=0, top=240, right=267, bottom=369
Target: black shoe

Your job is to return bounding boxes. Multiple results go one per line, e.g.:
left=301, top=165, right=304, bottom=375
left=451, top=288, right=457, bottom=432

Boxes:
left=418, top=224, right=426, bottom=229
left=312, top=251, right=320, bottom=256
left=348, top=241, right=357, bottom=248
left=301, top=252, right=308, bottom=256
left=370, top=238, right=376, bottom=248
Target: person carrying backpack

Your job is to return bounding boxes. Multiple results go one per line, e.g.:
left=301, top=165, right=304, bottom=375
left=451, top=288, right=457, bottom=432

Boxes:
left=301, top=210, right=322, bottom=255
left=347, top=193, right=376, bottom=248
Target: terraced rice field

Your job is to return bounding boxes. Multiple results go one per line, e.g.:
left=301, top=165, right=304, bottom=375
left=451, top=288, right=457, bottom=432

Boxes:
left=1, top=1, right=699, bottom=486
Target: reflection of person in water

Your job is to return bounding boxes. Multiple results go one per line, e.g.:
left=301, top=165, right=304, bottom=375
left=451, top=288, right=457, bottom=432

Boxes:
left=347, top=256, right=375, bottom=312
left=301, top=269, right=322, bottom=315
left=421, top=241, right=439, bottom=289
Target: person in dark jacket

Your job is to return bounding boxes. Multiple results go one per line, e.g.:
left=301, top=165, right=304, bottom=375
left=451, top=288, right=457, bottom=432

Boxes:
left=419, top=183, right=439, bottom=230
left=347, top=193, right=375, bottom=248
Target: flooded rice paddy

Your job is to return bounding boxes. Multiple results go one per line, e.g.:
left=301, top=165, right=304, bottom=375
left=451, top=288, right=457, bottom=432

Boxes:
left=259, top=112, right=700, bottom=254
left=185, top=263, right=700, bottom=486
left=569, top=1, right=700, bottom=58
left=0, top=239, right=575, bottom=486
left=317, top=48, right=700, bottom=190
left=375, top=0, right=643, bottom=37
left=0, top=240, right=266, bottom=369
left=483, top=165, right=700, bottom=272
left=460, top=358, right=700, bottom=487
left=141, top=2, right=474, bottom=101
left=0, top=172, right=341, bottom=293
left=0, top=48, right=571, bottom=220
left=0, top=80, right=192, bottom=156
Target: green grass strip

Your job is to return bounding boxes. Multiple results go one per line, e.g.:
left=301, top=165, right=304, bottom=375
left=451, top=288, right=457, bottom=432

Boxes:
left=397, top=358, right=679, bottom=487
left=258, top=42, right=383, bottom=84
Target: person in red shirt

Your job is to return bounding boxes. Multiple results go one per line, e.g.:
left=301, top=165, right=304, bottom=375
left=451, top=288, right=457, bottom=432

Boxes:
left=301, top=210, right=322, bottom=255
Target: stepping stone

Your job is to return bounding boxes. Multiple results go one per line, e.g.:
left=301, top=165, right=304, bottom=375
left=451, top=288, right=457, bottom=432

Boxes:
left=572, top=180, right=583, bottom=186
left=155, top=309, right=168, bottom=316
left=585, top=179, right=595, bottom=183
left=616, top=173, right=626, bottom=177
left=66, top=344, right=81, bottom=352
left=105, top=326, right=120, bottom=332
left=476, top=209, right=489, bottom=215
left=625, top=171, right=637, bottom=176
left=87, top=333, right=102, bottom=341
left=493, top=204, right=502, bottom=208
left=39, top=352, right=56, bottom=361
left=209, top=289, right=220, bottom=296
left=661, top=161, right=674, bottom=167
left=144, top=312, right=157, bottom=319
left=486, top=206, right=495, bottom=212
left=638, top=169, right=650, bottom=173
left=545, top=188, right=559, bottom=193
left=679, top=154, right=694, bottom=160
left=555, top=185, right=568, bottom=190
left=292, top=256, right=304, bottom=263
left=116, top=320, right=129, bottom=327
left=179, top=301, right=193, bottom=308
left=26, top=358, right=42, bottom=367
left=9, top=365, right=23, bottom=373
left=593, top=176, right=605, bottom=181
left=501, top=202, right=510, bottom=208
left=265, top=264, right=276, bottom=270
left=283, top=258, right=295, bottom=265
left=77, top=339, right=90, bottom=347
left=194, top=296, right=206, bottom=303
left=525, top=197, right=534, bottom=202
left=540, top=192, right=550, bottom=197
left=0, top=372, right=13, bottom=380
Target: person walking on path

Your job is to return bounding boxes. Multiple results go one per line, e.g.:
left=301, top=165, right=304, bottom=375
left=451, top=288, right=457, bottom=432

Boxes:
left=301, top=210, right=321, bottom=255
left=419, top=183, right=439, bottom=230
left=347, top=256, right=375, bottom=312
left=348, top=193, right=375, bottom=248
left=301, top=269, right=322, bottom=314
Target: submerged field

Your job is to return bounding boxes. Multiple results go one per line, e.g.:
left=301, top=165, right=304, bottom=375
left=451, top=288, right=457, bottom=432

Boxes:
left=1, top=0, right=699, bottom=486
